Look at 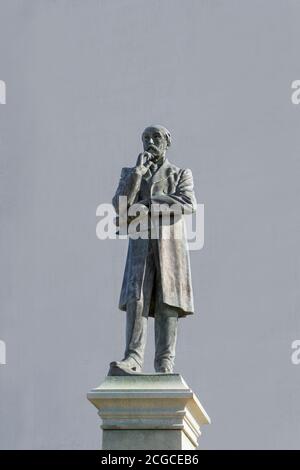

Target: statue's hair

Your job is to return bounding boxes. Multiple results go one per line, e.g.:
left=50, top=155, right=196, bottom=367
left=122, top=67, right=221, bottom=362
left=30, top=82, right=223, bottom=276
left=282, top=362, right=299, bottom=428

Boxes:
left=142, top=125, right=172, bottom=148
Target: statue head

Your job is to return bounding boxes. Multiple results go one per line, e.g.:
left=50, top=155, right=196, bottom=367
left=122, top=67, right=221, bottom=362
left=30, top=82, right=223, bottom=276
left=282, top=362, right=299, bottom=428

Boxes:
left=142, top=125, right=171, bottom=163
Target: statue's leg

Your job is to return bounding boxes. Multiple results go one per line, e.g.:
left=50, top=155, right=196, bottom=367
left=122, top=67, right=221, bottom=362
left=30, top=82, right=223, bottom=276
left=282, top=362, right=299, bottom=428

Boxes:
left=154, top=308, right=178, bottom=373
left=150, top=238, right=179, bottom=373
left=123, top=298, right=148, bottom=370
left=113, top=242, right=155, bottom=373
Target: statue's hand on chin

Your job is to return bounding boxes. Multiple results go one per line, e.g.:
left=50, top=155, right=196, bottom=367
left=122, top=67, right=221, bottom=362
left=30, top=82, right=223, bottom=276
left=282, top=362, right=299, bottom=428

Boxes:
left=134, top=152, right=155, bottom=176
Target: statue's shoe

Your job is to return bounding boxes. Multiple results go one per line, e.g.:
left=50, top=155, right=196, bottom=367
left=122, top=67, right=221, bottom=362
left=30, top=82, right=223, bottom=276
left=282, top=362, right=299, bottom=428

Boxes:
left=156, top=367, right=173, bottom=373
left=108, top=357, right=142, bottom=376
left=155, top=361, right=174, bottom=373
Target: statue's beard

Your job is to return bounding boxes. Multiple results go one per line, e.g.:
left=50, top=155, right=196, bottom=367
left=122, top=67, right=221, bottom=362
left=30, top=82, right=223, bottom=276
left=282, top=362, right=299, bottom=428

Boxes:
left=146, top=145, right=164, bottom=161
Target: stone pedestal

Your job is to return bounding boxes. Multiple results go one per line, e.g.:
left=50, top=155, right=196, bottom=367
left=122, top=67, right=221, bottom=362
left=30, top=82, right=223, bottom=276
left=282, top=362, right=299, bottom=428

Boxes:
left=87, top=374, right=210, bottom=450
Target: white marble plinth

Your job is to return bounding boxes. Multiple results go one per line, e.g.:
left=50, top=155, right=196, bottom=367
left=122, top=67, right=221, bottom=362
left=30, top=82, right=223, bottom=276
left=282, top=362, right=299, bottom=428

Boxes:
left=87, top=374, right=210, bottom=450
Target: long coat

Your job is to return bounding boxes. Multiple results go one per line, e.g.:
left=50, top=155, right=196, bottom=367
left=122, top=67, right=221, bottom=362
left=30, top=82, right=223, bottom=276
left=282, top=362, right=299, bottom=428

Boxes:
left=112, top=158, right=197, bottom=318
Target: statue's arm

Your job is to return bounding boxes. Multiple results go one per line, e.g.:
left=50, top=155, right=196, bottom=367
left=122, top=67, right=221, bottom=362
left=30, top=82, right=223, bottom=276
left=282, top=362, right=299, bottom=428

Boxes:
left=112, top=167, right=142, bottom=214
left=151, top=168, right=197, bottom=215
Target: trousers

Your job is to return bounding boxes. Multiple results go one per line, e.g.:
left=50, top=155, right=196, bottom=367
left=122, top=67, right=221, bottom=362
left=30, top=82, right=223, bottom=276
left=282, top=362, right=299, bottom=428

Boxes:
left=124, top=238, right=178, bottom=372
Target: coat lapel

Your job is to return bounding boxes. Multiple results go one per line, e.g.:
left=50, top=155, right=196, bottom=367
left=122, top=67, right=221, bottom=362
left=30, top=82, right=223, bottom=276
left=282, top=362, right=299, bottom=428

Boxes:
left=143, top=158, right=175, bottom=185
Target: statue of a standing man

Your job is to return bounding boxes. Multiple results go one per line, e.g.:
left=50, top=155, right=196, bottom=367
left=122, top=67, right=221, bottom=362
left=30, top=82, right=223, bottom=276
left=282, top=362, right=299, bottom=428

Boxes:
left=110, top=125, right=197, bottom=375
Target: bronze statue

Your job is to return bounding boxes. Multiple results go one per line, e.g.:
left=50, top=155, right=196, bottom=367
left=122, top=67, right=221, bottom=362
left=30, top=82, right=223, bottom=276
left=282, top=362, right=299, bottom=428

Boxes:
left=110, top=125, right=196, bottom=375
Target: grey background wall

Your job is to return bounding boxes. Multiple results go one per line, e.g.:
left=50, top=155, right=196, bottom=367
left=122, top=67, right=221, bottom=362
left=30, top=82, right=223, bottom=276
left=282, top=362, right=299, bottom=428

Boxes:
left=0, top=0, right=300, bottom=449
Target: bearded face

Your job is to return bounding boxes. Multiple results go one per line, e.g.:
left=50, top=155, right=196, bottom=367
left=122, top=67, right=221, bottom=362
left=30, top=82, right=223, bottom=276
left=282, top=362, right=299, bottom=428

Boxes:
left=142, top=126, right=169, bottom=163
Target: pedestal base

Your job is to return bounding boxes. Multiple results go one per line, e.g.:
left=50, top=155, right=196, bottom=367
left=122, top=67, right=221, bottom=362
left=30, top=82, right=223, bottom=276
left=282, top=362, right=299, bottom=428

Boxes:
left=87, top=374, right=210, bottom=450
